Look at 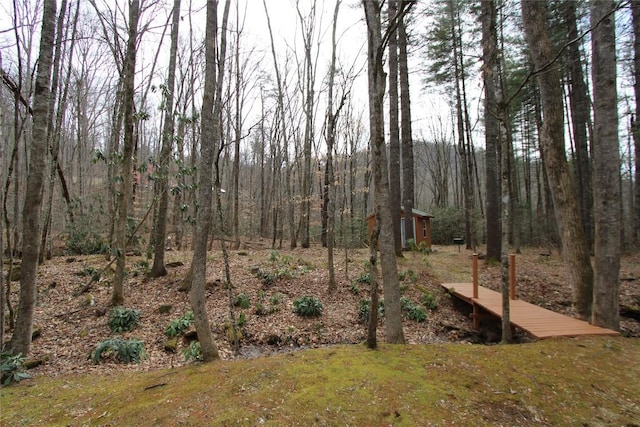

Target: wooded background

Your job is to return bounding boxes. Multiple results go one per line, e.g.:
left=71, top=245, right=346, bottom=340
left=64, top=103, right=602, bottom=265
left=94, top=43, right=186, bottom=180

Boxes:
left=0, top=0, right=631, bottom=353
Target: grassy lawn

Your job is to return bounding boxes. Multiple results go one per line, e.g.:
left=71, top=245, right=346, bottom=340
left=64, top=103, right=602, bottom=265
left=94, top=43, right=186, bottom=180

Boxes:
left=2, top=336, right=639, bottom=426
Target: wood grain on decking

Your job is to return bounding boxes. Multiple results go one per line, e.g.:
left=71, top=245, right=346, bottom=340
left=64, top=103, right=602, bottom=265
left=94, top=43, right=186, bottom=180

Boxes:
left=442, top=282, right=619, bottom=339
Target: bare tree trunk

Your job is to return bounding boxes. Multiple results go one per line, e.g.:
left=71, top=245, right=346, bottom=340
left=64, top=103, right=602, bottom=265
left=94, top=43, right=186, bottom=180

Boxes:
left=0, top=51, right=5, bottom=350
left=39, top=0, right=68, bottom=264
left=482, top=0, right=501, bottom=262
left=112, top=0, right=140, bottom=306
left=7, top=0, right=56, bottom=355
left=632, top=1, right=640, bottom=246
left=363, top=0, right=405, bottom=344
left=189, top=0, right=231, bottom=362
left=150, top=0, right=181, bottom=277
left=387, top=0, right=402, bottom=255
left=296, top=1, right=317, bottom=249
left=521, top=0, right=593, bottom=319
left=565, top=0, right=594, bottom=251
left=399, top=9, right=414, bottom=246
left=324, top=0, right=342, bottom=291
left=591, top=0, right=621, bottom=330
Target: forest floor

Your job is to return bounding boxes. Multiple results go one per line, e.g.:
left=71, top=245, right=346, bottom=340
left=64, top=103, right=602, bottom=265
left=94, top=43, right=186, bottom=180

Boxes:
left=4, top=242, right=640, bottom=378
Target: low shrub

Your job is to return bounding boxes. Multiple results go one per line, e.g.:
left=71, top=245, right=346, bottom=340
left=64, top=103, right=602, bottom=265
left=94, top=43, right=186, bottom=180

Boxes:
left=67, top=225, right=108, bottom=255
left=1, top=353, right=30, bottom=385
left=183, top=341, right=202, bottom=363
left=401, top=297, right=427, bottom=322
left=293, top=296, right=323, bottom=317
left=165, top=311, right=194, bottom=337
left=233, top=293, right=251, bottom=309
left=421, top=293, right=438, bottom=310
left=108, top=307, right=141, bottom=333
left=357, top=299, right=385, bottom=325
left=91, top=338, right=147, bottom=364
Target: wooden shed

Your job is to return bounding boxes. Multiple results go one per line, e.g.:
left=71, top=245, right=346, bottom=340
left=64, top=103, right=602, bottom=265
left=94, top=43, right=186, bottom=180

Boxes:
left=366, top=207, right=433, bottom=250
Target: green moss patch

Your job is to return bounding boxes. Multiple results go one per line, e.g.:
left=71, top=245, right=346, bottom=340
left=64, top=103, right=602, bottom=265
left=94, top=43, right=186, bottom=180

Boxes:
left=1, top=337, right=639, bottom=426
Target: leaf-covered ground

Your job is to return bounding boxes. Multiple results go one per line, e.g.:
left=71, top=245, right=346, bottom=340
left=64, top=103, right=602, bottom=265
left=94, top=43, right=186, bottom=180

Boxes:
left=3, top=243, right=640, bottom=379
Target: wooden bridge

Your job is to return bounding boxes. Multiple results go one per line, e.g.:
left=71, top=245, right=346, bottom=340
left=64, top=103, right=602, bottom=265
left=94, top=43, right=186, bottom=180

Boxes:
left=442, top=255, right=620, bottom=339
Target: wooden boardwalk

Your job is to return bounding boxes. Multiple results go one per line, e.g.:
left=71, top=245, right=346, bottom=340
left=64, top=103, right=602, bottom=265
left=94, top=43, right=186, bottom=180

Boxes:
left=442, top=282, right=620, bottom=339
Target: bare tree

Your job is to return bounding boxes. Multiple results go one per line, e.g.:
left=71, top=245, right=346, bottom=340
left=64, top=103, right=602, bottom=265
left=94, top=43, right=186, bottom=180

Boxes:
left=591, top=0, right=621, bottom=330
left=188, top=0, right=232, bottom=362
left=150, top=0, right=181, bottom=278
left=521, top=0, right=594, bottom=319
left=632, top=1, right=640, bottom=245
left=388, top=0, right=402, bottom=255
left=7, top=0, right=57, bottom=355
left=564, top=0, right=593, bottom=251
left=0, top=50, right=5, bottom=350
left=324, top=0, right=343, bottom=290
left=482, top=0, right=501, bottom=262
left=112, top=0, right=140, bottom=305
left=362, top=0, right=408, bottom=345
left=399, top=3, right=415, bottom=247
left=295, top=0, right=318, bottom=249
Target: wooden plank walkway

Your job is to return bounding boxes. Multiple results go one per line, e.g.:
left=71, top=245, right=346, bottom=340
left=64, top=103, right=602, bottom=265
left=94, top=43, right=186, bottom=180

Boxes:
left=442, top=282, right=620, bottom=339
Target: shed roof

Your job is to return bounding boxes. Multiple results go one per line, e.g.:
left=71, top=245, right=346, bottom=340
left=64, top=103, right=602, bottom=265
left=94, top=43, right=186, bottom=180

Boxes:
left=366, top=207, right=434, bottom=220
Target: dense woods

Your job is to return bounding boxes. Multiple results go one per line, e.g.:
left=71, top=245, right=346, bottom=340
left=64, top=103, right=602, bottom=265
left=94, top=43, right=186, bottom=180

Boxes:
left=0, top=0, right=635, bottom=357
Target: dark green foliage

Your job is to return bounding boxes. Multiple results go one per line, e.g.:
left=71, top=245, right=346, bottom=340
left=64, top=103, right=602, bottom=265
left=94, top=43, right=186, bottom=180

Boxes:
left=1, top=353, right=30, bottom=385
left=234, top=293, right=251, bottom=309
left=237, top=312, right=247, bottom=328
left=355, top=272, right=371, bottom=284
left=398, top=269, right=418, bottom=282
left=165, top=311, right=194, bottom=337
left=77, top=266, right=101, bottom=282
left=349, top=283, right=360, bottom=295
left=293, top=296, right=323, bottom=317
left=91, top=338, right=147, bottom=364
left=406, top=239, right=431, bottom=253
left=269, top=293, right=282, bottom=306
left=183, top=341, right=202, bottom=363
left=108, top=307, right=141, bottom=333
left=254, top=268, right=276, bottom=286
left=401, top=297, right=427, bottom=322
left=421, top=293, right=438, bottom=310
left=67, top=224, right=108, bottom=255
left=428, top=207, right=480, bottom=245
left=357, top=299, right=385, bottom=325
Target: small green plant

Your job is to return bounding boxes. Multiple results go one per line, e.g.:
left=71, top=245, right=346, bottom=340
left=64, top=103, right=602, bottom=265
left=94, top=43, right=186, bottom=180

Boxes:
left=1, top=353, right=31, bottom=385
left=254, top=302, right=269, bottom=316
left=91, top=338, right=147, bottom=364
left=108, top=307, right=141, bottom=333
left=399, top=284, right=408, bottom=295
left=234, top=293, right=251, bottom=309
left=408, top=240, right=431, bottom=254
left=357, top=299, right=385, bottom=325
left=254, top=268, right=276, bottom=286
left=268, top=251, right=280, bottom=262
left=269, top=293, right=282, bottom=305
left=165, top=311, right=194, bottom=337
left=355, top=272, right=371, bottom=284
left=399, top=269, right=417, bottom=283
left=293, top=296, right=323, bottom=317
left=237, top=312, right=247, bottom=328
left=401, top=297, right=427, bottom=322
left=349, top=283, right=360, bottom=295
left=78, top=266, right=101, bottom=282
left=421, top=293, right=438, bottom=310
left=183, top=341, right=202, bottom=363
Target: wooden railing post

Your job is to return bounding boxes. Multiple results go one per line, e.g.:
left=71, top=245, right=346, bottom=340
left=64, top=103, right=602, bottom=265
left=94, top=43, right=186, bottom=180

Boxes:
left=472, top=253, right=478, bottom=299
left=509, top=253, right=516, bottom=300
